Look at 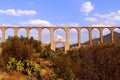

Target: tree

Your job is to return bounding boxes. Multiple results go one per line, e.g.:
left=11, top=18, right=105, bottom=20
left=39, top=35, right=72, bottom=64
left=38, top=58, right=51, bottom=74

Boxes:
left=1, top=36, right=35, bottom=62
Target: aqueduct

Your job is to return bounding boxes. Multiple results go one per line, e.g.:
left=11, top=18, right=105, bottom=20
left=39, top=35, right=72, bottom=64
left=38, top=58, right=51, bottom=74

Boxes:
left=0, top=26, right=119, bottom=52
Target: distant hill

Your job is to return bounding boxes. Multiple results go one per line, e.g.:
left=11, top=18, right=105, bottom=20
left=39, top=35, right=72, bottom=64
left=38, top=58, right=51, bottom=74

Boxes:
left=70, top=32, right=120, bottom=48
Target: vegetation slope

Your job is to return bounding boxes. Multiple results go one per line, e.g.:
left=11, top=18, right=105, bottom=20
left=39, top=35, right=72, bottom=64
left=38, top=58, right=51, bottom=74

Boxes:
left=0, top=36, right=120, bottom=80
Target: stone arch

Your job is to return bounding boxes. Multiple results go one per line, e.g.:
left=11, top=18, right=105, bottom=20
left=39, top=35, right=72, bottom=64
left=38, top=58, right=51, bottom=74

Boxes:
left=81, top=28, right=89, bottom=46
left=70, top=28, right=78, bottom=45
left=41, top=28, right=50, bottom=44
left=30, top=28, right=38, bottom=40
left=5, top=28, right=14, bottom=40
left=53, top=27, right=66, bottom=32
left=114, top=28, right=120, bottom=41
left=54, top=28, right=66, bottom=41
left=103, top=28, right=111, bottom=43
left=17, top=28, right=27, bottom=37
left=0, top=29, right=2, bottom=43
left=92, top=28, right=100, bottom=45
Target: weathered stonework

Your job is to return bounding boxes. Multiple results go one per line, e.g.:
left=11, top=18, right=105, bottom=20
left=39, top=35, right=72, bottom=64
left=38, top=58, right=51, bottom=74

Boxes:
left=0, top=26, right=119, bottom=53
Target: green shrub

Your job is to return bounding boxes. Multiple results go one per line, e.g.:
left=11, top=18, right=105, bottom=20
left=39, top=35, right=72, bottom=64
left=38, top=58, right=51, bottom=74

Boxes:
left=23, top=60, right=41, bottom=76
left=6, top=57, right=41, bottom=77
left=40, top=50, right=57, bottom=60
left=16, top=60, right=24, bottom=72
left=6, top=57, right=17, bottom=71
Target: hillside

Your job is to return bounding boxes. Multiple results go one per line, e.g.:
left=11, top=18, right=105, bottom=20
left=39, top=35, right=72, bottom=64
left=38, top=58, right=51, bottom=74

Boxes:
left=0, top=36, right=120, bottom=80
left=84, top=32, right=120, bottom=45
left=54, top=41, right=120, bottom=80
left=71, top=32, right=120, bottom=48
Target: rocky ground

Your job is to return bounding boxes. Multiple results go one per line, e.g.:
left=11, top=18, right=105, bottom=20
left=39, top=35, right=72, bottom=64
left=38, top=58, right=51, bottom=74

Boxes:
left=0, top=71, right=27, bottom=80
left=0, top=58, right=64, bottom=80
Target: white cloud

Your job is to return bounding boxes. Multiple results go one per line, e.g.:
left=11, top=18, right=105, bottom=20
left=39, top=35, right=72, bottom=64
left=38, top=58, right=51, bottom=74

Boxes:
left=59, top=23, right=79, bottom=27
left=56, top=35, right=63, bottom=41
left=85, top=17, right=109, bottom=26
left=94, top=11, right=120, bottom=21
left=85, top=10, right=120, bottom=26
left=85, top=17, right=98, bottom=23
left=54, top=34, right=65, bottom=41
left=0, top=9, right=37, bottom=16
left=21, top=19, right=52, bottom=26
left=1, top=23, right=18, bottom=26
left=80, top=1, right=94, bottom=14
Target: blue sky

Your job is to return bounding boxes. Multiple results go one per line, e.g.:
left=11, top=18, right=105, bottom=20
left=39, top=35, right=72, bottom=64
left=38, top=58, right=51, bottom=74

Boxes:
left=0, top=0, right=120, bottom=44
left=0, top=0, right=120, bottom=26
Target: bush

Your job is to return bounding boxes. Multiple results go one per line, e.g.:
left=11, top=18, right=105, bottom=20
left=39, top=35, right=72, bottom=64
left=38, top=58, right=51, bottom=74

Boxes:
left=54, top=42, right=120, bottom=80
left=6, top=57, right=41, bottom=77
left=40, top=46, right=57, bottom=60
left=6, top=57, right=17, bottom=71
left=1, top=36, right=57, bottom=61
left=1, top=36, right=35, bottom=62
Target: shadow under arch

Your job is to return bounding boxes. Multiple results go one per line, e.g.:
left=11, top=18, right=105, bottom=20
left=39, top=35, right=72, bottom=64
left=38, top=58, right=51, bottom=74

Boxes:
left=81, top=28, right=89, bottom=46
left=92, top=28, right=100, bottom=45
left=54, top=28, right=66, bottom=42
left=103, top=28, right=111, bottom=43
left=41, top=28, right=50, bottom=44
left=30, top=28, right=38, bottom=40
left=18, top=28, right=27, bottom=37
left=5, top=28, right=14, bottom=40
left=114, top=28, right=120, bottom=41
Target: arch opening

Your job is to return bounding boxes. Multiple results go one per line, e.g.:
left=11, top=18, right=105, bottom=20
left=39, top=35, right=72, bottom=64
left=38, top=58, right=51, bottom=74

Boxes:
left=54, top=28, right=66, bottom=42
left=70, top=28, right=78, bottom=47
left=70, top=28, right=78, bottom=44
left=92, top=28, right=100, bottom=45
left=30, top=28, right=38, bottom=40
left=5, top=28, right=14, bottom=40
left=18, top=28, right=26, bottom=37
left=41, top=28, right=50, bottom=44
left=114, top=28, right=120, bottom=41
left=81, top=28, right=89, bottom=46
left=103, top=28, right=111, bottom=43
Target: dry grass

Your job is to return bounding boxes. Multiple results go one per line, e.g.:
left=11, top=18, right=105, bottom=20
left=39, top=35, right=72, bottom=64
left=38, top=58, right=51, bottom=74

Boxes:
left=0, top=71, right=27, bottom=80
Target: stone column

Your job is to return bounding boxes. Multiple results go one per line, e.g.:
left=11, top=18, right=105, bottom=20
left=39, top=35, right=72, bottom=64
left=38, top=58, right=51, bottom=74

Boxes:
left=26, top=28, right=30, bottom=39
left=1, top=27, right=6, bottom=42
left=50, top=28, right=55, bottom=51
left=88, top=28, right=92, bottom=46
left=111, top=29, right=114, bottom=43
left=99, top=28, right=103, bottom=44
left=65, top=43, right=67, bottom=53
left=65, top=28, right=70, bottom=52
left=77, top=28, right=81, bottom=48
left=38, top=28, right=42, bottom=41
left=14, top=27, right=18, bottom=37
